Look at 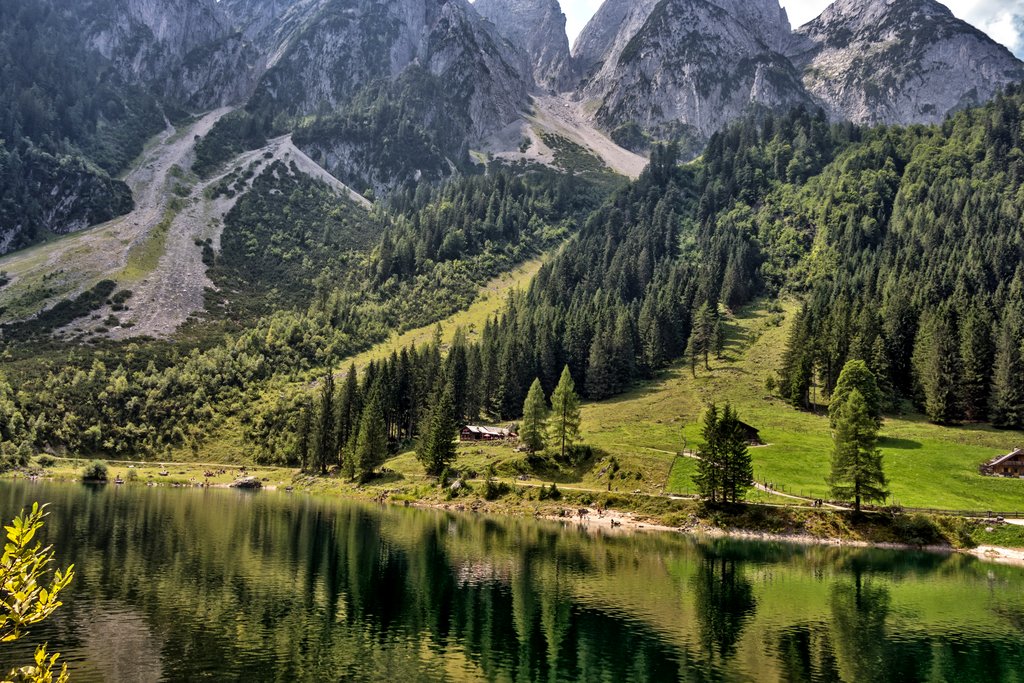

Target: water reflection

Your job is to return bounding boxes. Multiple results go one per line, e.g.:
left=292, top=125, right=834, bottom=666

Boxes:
left=0, top=481, right=1022, bottom=682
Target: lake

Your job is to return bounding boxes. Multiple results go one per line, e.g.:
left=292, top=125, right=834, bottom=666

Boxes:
left=0, top=480, right=1022, bottom=682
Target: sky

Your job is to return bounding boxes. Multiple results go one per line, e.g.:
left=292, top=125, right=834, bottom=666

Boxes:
left=558, top=0, right=1024, bottom=58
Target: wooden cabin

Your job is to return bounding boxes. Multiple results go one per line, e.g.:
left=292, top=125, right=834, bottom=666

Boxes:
left=460, top=425, right=517, bottom=442
left=980, top=448, right=1024, bottom=477
left=737, top=421, right=764, bottom=446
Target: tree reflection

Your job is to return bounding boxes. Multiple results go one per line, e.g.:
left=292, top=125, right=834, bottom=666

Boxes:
left=691, top=548, right=757, bottom=660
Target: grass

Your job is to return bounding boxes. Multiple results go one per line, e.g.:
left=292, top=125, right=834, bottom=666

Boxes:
left=336, top=256, right=547, bottom=370
left=12, top=457, right=297, bottom=489
left=582, top=300, right=1024, bottom=512
left=120, top=205, right=178, bottom=283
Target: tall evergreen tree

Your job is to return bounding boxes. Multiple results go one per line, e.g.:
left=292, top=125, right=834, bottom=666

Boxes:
left=417, top=383, right=459, bottom=476
left=829, top=360, right=882, bottom=428
left=314, top=370, right=336, bottom=474
left=520, top=378, right=548, bottom=453
left=548, top=366, right=581, bottom=461
left=694, top=404, right=722, bottom=503
left=959, top=308, right=994, bottom=422
left=354, top=381, right=388, bottom=482
left=829, top=389, right=888, bottom=513
left=989, top=316, right=1024, bottom=428
left=719, top=404, right=753, bottom=503
left=912, top=310, right=962, bottom=424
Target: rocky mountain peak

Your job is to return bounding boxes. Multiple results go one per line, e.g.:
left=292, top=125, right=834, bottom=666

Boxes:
left=787, top=0, right=1024, bottom=125
left=472, top=0, right=575, bottom=90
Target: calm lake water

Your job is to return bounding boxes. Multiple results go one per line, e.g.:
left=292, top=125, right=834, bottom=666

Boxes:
left=0, top=481, right=1022, bottom=682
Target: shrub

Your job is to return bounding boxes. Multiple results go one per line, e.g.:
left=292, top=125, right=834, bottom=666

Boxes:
left=81, top=460, right=109, bottom=483
left=35, top=455, right=57, bottom=468
left=538, top=482, right=562, bottom=501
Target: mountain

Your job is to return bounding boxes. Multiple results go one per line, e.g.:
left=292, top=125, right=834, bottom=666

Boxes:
left=574, top=0, right=809, bottom=148
left=786, top=0, right=1024, bottom=126
left=245, top=0, right=531, bottom=193
left=473, top=0, right=575, bottom=90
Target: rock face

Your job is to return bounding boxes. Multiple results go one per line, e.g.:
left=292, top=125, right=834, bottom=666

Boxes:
left=80, top=0, right=261, bottom=109
left=786, top=0, right=1024, bottom=126
left=576, top=0, right=809, bottom=145
left=473, top=0, right=575, bottom=90
left=249, top=0, right=529, bottom=137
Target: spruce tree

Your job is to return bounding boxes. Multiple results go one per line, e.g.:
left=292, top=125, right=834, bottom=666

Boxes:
left=417, top=384, right=459, bottom=476
left=829, top=389, right=888, bottom=513
left=314, top=370, right=335, bottom=474
left=295, top=398, right=312, bottom=472
left=912, top=310, right=961, bottom=424
left=354, top=381, right=388, bottom=482
left=548, top=366, right=581, bottom=461
left=959, top=307, right=994, bottom=422
left=989, top=316, right=1024, bottom=428
left=693, top=404, right=722, bottom=503
left=520, top=378, right=548, bottom=453
left=585, top=333, right=616, bottom=400
left=719, top=404, right=753, bottom=503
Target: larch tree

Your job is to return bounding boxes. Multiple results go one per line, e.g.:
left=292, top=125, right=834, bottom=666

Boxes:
left=829, top=360, right=882, bottom=428
left=548, top=366, right=581, bottom=461
left=520, top=378, right=548, bottom=453
left=829, top=389, right=888, bottom=513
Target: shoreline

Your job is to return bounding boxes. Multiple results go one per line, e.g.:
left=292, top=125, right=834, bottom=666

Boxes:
left=6, top=467, right=1024, bottom=567
left=405, top=497, right=1024, bottom=567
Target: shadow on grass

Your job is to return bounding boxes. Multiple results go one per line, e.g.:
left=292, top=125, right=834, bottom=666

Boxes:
left=878, top=437, right=923, bottom=450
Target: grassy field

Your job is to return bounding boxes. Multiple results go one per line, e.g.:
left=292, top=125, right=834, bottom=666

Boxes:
left=581, top=301, right=1024, bottom=512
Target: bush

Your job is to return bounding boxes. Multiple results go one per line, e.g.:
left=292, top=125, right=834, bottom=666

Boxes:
left=538, top=482, right=562, bottom=501
left=35, top=455, right=57, bottom=468
left=81, top=460, right=109, bottom=483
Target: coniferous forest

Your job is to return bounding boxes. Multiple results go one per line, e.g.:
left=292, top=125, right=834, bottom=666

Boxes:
left=3, top=88, right=1024, bottom=472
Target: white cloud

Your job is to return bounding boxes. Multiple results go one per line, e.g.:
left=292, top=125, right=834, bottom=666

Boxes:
left=557, top=0, right=1024, bottom=58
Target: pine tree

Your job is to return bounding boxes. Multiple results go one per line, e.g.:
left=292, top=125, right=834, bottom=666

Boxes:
left=354, top=381, right=388, bottom=482
left=989, top=316, right=1024, bottom=428
left=417, top=383, right=459, bottom=476
left=520, top=378, right=548, bottom=453
left=548, top=366, right=581, bottom=461
left=829, top=389, right=888, bottom=513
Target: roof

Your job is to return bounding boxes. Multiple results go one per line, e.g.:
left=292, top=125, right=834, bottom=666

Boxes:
left=736, top=421, right=760, bottom=433
left=462, top=425, right=514, bottom=437
left=985, top=448, right=1023, bottom=467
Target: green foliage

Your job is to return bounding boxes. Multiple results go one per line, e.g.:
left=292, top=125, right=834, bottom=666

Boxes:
left=354, top=381, right=388, bottom=482
left=80, top=459, right=108, bottom=482
left=693, top=403, right=753, bottom=504
left=520, top=379, right=548, bottom=453
left=418, top=384, right=459, bottom=477
left=829, top=360, right=881, bottom=428
left=193, top=111, right=272, bottom=177
left=1, top=503, right=74, bottom=682
left=538, top=482, right=562, bottom=501
left=549, top=366, right=582, bottom=461
left=829, top=390, right=888, bottom=512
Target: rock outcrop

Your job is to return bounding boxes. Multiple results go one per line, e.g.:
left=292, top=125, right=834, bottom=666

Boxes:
left=473, top=0, right=575, bottom=90
left=786, top=0, right=1024, bottom=126
left=576, top=0, right=809, bottom=146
